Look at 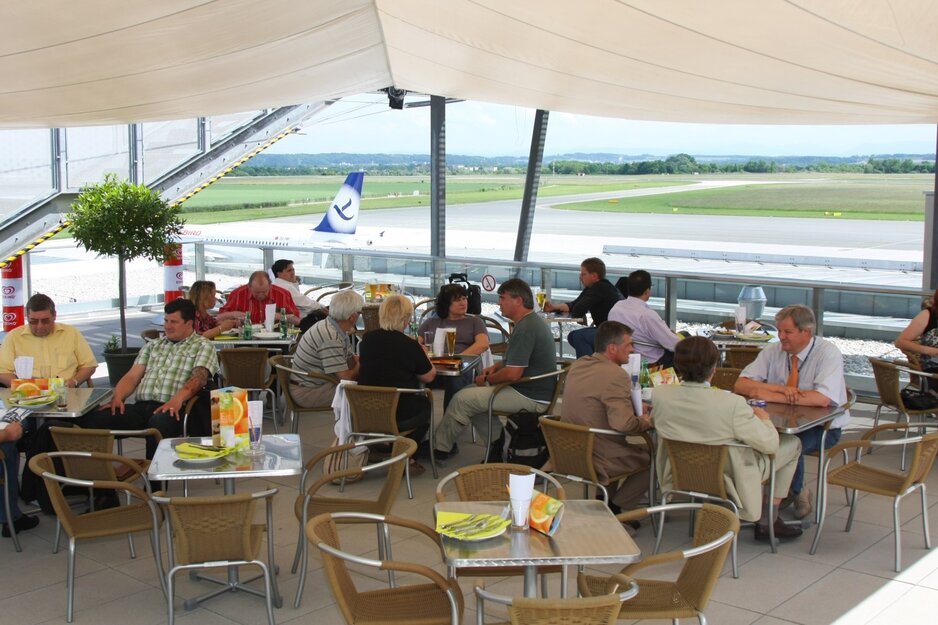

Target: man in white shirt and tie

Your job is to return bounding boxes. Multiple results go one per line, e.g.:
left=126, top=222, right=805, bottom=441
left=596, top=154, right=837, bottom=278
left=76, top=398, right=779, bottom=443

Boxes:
left=734, top=304, right=849, bottom=519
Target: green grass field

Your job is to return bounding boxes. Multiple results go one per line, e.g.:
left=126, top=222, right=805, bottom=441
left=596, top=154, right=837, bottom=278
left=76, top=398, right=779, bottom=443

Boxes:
left=177, top=173, right=934, bottom=224
left=557, top=174, right=932, bottom=220
left=179, top=175, right=683, bottom=223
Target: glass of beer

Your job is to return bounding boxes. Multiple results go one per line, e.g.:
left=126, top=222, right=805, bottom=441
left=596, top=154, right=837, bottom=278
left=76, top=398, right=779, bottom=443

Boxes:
left=446, top=329, right=457, bottom=357
left=536, top=290, right=546, bottom=310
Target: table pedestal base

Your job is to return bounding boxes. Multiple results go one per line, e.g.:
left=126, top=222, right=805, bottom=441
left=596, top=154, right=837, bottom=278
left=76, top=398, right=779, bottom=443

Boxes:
left=185, top=566, right=283, bottom=610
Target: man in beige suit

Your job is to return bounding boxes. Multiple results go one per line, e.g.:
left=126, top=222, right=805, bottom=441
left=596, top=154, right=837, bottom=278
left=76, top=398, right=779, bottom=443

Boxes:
left=653, top=336, right=803, bottom=541
left=560, top=321, right=653, bottom=512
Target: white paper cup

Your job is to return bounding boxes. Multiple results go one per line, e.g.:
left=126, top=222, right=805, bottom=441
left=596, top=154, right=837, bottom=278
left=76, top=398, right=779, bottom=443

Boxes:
left=510, top=498, right=531, bottom=530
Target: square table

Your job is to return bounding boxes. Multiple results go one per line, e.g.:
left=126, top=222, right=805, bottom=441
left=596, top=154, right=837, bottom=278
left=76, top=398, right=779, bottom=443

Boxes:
left=435, top=499, right=640, bottom=597
left=0, top=387, right=113, bottom=419
left=148, top=434, right=303, bottom=609
left=764, top=401, right=845, bottom=524
left=148, top=433, right=303, bottom=495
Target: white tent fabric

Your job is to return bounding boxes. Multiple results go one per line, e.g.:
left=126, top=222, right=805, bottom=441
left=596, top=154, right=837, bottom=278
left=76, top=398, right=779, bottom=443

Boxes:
left=1, top=0, right=937, bottom=128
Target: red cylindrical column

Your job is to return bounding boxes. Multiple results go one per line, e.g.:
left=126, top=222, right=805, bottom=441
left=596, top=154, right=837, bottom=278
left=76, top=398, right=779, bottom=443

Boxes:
left=163, top=244, right=184, bottom=303
left=2, top=256, right=25, bottom=331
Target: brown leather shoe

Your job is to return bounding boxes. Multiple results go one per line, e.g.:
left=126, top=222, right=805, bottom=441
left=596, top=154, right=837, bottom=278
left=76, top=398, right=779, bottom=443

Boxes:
left=754, top=518, right=803, bottom=541
left=793, top=488, right=813, bottom=520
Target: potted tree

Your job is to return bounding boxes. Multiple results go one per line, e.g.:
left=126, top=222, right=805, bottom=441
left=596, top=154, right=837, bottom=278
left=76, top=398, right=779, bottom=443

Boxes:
left=68, top=173, right=184, bottom=384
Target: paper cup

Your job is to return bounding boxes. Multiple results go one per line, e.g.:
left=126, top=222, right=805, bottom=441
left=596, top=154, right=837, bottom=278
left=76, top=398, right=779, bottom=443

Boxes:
left=264, top=304, right=276, bottom=332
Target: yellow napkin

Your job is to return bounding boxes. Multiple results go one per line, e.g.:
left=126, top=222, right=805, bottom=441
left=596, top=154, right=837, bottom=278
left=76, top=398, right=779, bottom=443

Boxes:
left=212, top=335, right=238, bottom=341
left=174, top=442, right=232, bottom=459
left=436, top=511, right=510, bottom=540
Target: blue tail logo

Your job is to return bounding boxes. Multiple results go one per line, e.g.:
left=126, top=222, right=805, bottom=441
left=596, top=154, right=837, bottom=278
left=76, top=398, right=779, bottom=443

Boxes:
left=313, top=172, right=363, bottom=234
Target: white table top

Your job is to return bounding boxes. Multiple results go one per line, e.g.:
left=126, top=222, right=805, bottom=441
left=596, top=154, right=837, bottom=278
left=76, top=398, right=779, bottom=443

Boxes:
left=148, top=434, right=303, bottom=482
left=435, top=499, right=640, bottom=569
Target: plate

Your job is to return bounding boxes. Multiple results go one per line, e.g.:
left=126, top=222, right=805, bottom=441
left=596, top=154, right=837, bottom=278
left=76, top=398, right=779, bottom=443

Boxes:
left=452, top=523, right=508, bottom=542
left=173, top=455, right=229, bottom=467
left=735, top=332, right=772, bottom=342
left=253, top=331, right=283, bottom=340
left=710, top=331, right=736, bottom=340
left=8, top=393, right=56, bottom=407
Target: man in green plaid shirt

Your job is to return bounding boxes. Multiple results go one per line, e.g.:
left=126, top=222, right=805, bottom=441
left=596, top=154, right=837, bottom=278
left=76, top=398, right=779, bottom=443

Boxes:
left=81, top=298, right=218, bottom=457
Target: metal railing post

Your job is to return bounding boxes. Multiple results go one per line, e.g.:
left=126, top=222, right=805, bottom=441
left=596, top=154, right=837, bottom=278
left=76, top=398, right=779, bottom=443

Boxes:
left=541, top=267, right=552, bottom=299
left=193, top=243, right=205, bottom=281
left=811, top=287, right=825, bottom=337
left=664, top=276, right=678, bottom=329
left=341, top=254, right=354, bottom=284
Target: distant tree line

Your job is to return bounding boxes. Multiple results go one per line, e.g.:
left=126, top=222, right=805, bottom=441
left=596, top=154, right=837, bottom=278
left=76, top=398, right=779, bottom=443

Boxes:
left=547, top=154, right=934, bottom=175
left=231, top=152, right=934, bottom=177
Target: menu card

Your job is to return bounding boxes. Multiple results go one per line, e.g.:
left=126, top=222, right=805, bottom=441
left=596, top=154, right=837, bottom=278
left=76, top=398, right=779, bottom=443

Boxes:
left=528, top=490, right=564, bottom=536
left=211, top=387, right=249, bottom=448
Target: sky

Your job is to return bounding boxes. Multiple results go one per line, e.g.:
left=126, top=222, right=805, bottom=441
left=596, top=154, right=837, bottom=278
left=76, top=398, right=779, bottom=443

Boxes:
left=270, top=93, right=937, bottom=158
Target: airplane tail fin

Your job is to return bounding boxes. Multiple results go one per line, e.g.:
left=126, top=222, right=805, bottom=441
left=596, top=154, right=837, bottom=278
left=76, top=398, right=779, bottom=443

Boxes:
left=313, top=171, right=364, bottom=234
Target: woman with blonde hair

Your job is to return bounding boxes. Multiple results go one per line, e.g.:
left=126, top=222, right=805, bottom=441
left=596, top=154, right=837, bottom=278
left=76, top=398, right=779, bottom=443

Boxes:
left=188, top=280, right=238, bottom=339
left=359, top=294, right=436, bottom=474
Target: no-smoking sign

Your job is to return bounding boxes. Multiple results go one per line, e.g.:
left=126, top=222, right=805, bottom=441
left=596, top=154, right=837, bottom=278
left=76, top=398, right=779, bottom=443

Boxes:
left=481, top=274, right=497, bottom=292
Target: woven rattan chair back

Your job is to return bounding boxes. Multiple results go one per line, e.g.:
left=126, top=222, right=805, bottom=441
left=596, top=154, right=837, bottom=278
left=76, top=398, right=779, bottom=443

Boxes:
left=164, top=493, right=259, bottom=565
left=345, top=385, right=404, bottom=435
left=665, top=439, right=730, bottom=499
left=307, top=512, right=464, bottom=625
left=361, top=305, right=380, bottom=334
left=539, top=417, right=600, bottom=484
left=711, top=367, right=742, bottom=391
left=219, top=347, right=273, bottom=388
left=723, top=346, right=760, bottom=369
left=869, top=357, right=904, bottom=408
left=479, top=314, right=510, bottom=356
left=436, top=463, right=566, bottom=502
left=906, top=431, right=938, bottom=487
left=49, top=427, right=118, bottom=481
left=507, top=593, right=622, bottom=625
left=140, top=328, right=162, bottom=342
left=675, top=504, right=738, bottom=607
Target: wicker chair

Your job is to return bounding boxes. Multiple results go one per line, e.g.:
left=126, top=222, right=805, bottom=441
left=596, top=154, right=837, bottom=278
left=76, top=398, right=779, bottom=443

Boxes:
left=28, top=452, right=164, bottom=623
left=483, top=365, right=569, bottom=463
left=436, top=463, right=567, bottom=597
left=270, top=354, right=338, bottom=434
left=810, top=422, right=938, bottom=572
left=869, top=357, right=938, bottom=470
left=723, top=345, right=761, bottom=370
left=0, top=446, right=24, bottom=552
left=48, top=426, right=159, bottom=555
left=539, top=415, right=655, bottom=508
left=655, top=438, right=778, bottom=577
left=415, top=298, right=436, bottom=323
left=308, top=511, right=464, bottom=625
left=578, top=503, right=738, bottom=625
left=345, top=384, right=437, bottom=487
left=291, top=436, right=416, bottom=608
left=360, top=303, right=381, bottom=334
left=154, top=488, right=280, bottom=625
left=711, top=367, right=742, bottom=391
left=140, top=328, right=162, bottom=342
left=218, top=347, right=278, bottom=431
left=473, top=575, right=638, bottom=625
left=479, top=314, right=511, bottom=358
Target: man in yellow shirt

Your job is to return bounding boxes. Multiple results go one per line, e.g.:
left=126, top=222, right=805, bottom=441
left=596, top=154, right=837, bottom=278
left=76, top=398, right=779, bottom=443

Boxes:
left=0, top=293, right=97, bottom=387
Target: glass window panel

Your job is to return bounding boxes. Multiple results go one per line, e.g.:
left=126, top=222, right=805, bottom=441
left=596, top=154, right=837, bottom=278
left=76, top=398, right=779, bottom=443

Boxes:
left=65, top=125, right=128, bottom=188
left=0, top=129, right=54, bottom=218
left=142, top=119, right=200, bottom=184
left=209, top=111, right=264, bottom=145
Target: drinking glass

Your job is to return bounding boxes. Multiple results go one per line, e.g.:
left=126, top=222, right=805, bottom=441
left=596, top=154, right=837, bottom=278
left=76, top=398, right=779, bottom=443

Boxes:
left=244, top=400, right=265, bottom=456
left=535, top=290, right=546, bottom=310
left=446, top=330, right=457, bottom=357
left=510, top=497, right=531, bottom=531
left=424, top=331, right=435, bottom=355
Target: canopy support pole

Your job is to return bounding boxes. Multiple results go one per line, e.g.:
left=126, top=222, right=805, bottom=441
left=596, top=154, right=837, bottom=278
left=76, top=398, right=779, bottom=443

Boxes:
left=513, top=109, right=549, bottom=267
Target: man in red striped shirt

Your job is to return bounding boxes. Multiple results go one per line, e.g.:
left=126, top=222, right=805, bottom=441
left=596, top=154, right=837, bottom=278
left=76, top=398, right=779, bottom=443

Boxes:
left=218, top=271, right=300, bottom=325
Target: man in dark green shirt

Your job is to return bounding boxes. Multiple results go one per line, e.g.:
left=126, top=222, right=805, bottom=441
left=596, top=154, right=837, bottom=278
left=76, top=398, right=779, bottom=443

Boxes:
left=430, top=279, right=556, bottom=458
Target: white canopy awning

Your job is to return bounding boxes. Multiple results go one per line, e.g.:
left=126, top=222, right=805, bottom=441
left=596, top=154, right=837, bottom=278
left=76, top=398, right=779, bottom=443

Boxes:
left=1, top=0, right=936, bottom=128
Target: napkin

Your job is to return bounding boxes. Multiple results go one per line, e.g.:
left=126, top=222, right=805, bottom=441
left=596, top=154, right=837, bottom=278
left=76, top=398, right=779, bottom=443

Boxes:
left=528, top=490, right=564, bottom=536
left=264, top=303, right=276, bottom=331
left=14, top=357, right=33, bottom=379
left=627, top=353, right=642, bottom=382
left=435, top=511, right=510, bottom=540
left=174, top=442, right=232, bottom=459
left=509, top=473, right=535, bottom=501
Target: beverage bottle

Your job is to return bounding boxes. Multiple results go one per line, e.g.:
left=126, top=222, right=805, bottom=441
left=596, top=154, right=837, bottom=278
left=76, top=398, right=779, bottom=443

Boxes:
left=279, top=306, right=288, bottom=338
left=243, top=311, right=253, bottom=340
left=639, top=359, right=651, bottom=388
